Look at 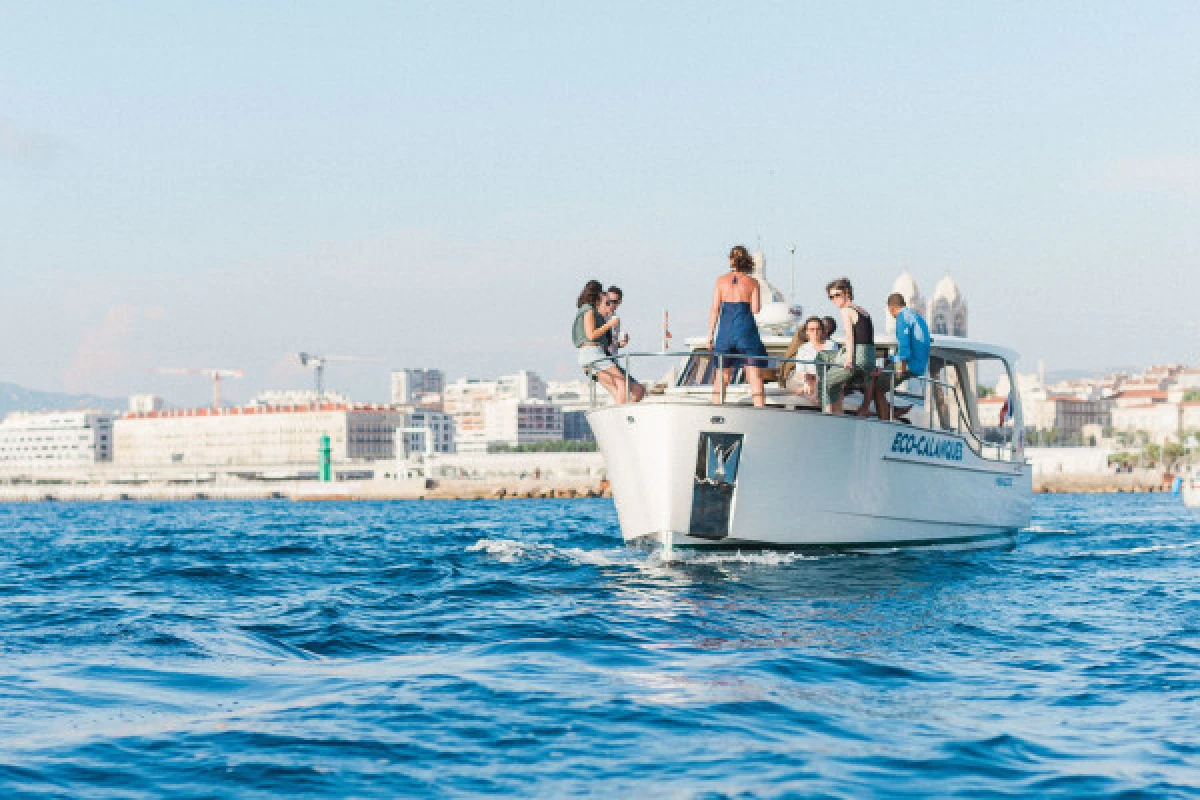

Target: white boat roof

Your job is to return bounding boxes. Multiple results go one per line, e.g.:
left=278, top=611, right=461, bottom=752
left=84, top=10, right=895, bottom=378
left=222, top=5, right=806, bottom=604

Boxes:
left=683, top=333, right=1019, bottom=364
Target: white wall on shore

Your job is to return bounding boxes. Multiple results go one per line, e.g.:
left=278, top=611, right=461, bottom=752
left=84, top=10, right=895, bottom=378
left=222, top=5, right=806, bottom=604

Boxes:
left=419, top=452, right=605, bottom=481
left=1026, top=446, right=1113, bottom=475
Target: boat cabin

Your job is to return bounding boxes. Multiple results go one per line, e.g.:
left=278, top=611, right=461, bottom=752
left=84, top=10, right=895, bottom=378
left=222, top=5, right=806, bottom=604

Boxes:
left=665, top=333, right=1024, bottom=463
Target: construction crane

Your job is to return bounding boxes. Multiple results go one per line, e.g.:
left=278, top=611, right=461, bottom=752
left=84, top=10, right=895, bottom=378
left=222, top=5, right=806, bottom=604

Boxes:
left=296, top=353, right=380, bottom=396
left=152, top=368, right=244, bottom=409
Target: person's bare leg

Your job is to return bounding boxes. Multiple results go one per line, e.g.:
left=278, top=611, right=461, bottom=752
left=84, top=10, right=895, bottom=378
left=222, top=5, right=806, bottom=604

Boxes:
left=856, top=378, right=875, bottom=417
left=873, top=382, right=891, bottom=421
left=711, top=367, right=732, bottom=404
left=598, top=368, right=625, bottom=404
left=746, top=365, right=765, bottom=408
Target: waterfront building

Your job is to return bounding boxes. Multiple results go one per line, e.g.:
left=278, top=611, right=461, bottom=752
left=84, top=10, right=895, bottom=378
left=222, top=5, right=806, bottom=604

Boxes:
left=398, top=409, right=455, bottom=456
left=128, top=394, right=165, bottom=413
left=391, top=369, right=445, bottom=408
left=252, top=389, right=351, bottom=406
left=114, top=403, right=401, bottom=472
left=1110, top=402, right=1181, bottom=444
left=0, top=411, right=114, bottom=470
left=482, top=399, right=563, bottom=451
left=444, top=371, right=554, bottom=452
left=497, top=370, right=547, bottom=402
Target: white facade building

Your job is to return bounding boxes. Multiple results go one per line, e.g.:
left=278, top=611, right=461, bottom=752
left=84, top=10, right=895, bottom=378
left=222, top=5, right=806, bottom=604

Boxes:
left=482, top=399, right=563, bottom=451
left=398, top=409, right=455, bottom=456
left=129, top=394, right=165, bottom=413
left=114, top=405, right=401, bottom=470
left=497, top=370, right=547, bottom=402
left=391, top=369, right=445, bottom=408
left=1110, top=403, right=1181, bottom=444
left=0, top=411, right=114, bottom=470
left=444, top=371, right=554, bottom=452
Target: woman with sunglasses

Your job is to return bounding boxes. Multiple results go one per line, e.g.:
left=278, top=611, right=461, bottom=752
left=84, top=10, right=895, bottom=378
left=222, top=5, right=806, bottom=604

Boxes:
left=821, top=277, right=876, bottom=415
left=706, top=245, right=768, bottom=407
left=573, top=280, right=634, bottom=403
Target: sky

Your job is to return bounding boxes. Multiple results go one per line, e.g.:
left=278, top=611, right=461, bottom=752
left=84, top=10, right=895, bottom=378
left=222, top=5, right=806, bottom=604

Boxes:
left=2, top=2, right=1198, bottom=406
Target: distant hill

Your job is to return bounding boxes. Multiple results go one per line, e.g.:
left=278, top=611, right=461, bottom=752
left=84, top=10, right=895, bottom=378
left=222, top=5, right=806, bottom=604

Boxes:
left=0, top=382, right=126, bottom=416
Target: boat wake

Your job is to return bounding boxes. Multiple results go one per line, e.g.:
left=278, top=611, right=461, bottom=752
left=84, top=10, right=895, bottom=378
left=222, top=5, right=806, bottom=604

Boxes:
left=468, top=537, right=828, bottom=569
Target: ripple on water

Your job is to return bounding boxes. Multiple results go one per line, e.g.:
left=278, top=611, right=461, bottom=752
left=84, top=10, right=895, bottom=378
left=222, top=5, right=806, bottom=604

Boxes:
left=0, top=496, right=1198, bottom=798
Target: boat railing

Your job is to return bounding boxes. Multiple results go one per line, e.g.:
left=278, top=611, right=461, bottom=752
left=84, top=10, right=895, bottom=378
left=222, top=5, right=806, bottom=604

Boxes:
left=583, top=350, right=1020, bottom=463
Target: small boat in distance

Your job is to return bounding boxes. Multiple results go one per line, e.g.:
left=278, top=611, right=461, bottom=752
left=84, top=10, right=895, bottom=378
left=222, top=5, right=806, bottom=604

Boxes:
left=587, top=332, right=1032, bottom=553
left=1181, top=466, right=1200, bottom=508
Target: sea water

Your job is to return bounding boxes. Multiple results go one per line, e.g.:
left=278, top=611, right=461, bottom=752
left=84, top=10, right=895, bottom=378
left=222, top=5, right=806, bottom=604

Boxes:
left=0, top=495, right=1196, bottom=798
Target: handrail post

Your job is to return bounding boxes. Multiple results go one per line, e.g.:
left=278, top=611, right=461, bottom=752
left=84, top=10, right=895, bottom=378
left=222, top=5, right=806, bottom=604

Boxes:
left=623, top=353, right=631, bottom=404
left=718, top=354, right=725, bottom=405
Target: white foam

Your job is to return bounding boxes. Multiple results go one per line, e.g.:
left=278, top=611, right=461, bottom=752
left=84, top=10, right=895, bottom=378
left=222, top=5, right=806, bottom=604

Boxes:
left=665, top=549, right=821, bottom=566
left=467, top=538, right=633, bottom=568
left=468, top=538, right=831, bottom=569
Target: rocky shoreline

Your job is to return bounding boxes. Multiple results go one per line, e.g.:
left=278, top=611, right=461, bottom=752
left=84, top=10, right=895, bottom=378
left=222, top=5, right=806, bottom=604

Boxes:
left=0, top=476, right=1177, bottom=501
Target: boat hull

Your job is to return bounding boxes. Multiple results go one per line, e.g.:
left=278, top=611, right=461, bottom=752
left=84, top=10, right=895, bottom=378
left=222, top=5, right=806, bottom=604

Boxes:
left=589, top=403, right=1032, bottom=549
left=1184, top=482, right=1200, bottom=508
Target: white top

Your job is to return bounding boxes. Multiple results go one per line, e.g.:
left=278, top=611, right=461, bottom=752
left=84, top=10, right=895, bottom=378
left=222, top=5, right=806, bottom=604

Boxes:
left=788, top=340, right=837, bottom=387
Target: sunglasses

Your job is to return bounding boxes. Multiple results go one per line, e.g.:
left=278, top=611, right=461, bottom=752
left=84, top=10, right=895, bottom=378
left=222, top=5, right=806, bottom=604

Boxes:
left=828, top=292, right=843, bottom=300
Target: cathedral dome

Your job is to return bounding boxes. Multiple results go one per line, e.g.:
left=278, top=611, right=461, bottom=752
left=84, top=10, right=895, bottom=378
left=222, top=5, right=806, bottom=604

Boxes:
left=891, top=270, right=922, bottom=299
left=886, top=269, right=926, bottom=333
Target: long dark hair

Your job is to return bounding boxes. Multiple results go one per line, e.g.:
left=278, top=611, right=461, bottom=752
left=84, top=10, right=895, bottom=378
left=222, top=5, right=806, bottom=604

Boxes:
left=576, top=279, right=603, bottom=308
left=729, top=245, right=754, bottom=274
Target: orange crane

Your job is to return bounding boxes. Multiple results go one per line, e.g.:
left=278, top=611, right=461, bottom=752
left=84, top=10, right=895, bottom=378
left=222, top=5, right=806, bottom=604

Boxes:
left=152, top=368, right=244, bottom=409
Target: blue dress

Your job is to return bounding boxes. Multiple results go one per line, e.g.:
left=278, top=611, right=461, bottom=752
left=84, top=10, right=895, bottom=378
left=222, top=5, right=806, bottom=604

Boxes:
left=713, top=290, right=768, bottom=369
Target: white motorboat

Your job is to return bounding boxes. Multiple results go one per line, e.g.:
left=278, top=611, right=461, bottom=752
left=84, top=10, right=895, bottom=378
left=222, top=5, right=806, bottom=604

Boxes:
left=1181, top=467, right=1200, bottom=508
left=588, top=334, right=1032, bottom=552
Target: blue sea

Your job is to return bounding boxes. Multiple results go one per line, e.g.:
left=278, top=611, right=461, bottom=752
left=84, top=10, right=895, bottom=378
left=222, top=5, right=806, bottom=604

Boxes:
left=0, top=495, right=1197, bottom=798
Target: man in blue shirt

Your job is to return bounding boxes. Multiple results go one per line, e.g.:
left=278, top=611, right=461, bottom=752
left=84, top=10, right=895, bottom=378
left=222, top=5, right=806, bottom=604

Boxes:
left=888, top=292, right=930, bottom=380
left=871, top=293, right=931, bottom=420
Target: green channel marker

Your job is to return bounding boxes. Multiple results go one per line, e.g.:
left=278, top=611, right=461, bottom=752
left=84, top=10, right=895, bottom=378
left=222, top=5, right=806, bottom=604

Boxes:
left=319, top=434, right=332, bottom=482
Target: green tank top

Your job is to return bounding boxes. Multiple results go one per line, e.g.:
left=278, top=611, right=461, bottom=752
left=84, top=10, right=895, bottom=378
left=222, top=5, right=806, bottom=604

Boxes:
left=572, top=305, right=608, bottom=348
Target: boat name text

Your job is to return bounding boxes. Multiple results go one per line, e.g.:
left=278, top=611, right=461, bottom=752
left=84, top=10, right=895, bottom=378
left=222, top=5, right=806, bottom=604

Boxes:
left=890, top=432, right=964, bottom=462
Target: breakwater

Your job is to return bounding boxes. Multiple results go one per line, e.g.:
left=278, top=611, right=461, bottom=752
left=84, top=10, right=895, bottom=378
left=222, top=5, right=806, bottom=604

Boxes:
left=0, top=478, right=610, bottom=503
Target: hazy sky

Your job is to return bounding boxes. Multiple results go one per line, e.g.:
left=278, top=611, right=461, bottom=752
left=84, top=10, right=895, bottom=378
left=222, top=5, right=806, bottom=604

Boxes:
left=2, top=2, right=1198, bottom=405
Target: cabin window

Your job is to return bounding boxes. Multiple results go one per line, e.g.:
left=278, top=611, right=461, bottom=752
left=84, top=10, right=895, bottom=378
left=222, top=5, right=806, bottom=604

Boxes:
left=677, top=355, right=744, bottom=387
left=924, top=355, right=1019, bottom=462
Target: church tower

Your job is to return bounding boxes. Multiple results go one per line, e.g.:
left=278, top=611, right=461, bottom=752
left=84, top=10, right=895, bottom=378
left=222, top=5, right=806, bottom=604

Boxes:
left=886, top=270, right=926, bottom=334
left=930, top=274, right=967, bottom=337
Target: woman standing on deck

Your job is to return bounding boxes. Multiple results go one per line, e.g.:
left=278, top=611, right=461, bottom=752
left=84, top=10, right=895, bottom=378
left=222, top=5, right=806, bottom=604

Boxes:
left=707, top=245, right=767, bottom=407
left=821, top=277, right=876, bottom=415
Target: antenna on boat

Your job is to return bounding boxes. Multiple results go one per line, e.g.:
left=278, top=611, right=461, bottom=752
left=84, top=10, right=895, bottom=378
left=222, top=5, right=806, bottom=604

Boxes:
left=788, top=244, right=796, bottom=304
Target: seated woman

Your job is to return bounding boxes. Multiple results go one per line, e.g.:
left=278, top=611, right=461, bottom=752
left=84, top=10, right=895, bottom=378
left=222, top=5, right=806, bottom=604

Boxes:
left=780, top=316, right=837, bottom=402
left=707, top=245, right=768, bottom=407
left=573, top=280, right=641, bottom=403
left=820, top=277, right=876, bottom=415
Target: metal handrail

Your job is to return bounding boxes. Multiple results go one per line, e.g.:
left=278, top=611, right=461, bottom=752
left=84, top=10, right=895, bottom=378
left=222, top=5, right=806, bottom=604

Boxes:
left=580, top=349, right=1020, bottom=463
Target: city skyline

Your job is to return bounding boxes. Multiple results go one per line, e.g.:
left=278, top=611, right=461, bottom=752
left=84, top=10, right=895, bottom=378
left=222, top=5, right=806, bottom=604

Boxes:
left=3, top=3, right=1199, bottom=406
